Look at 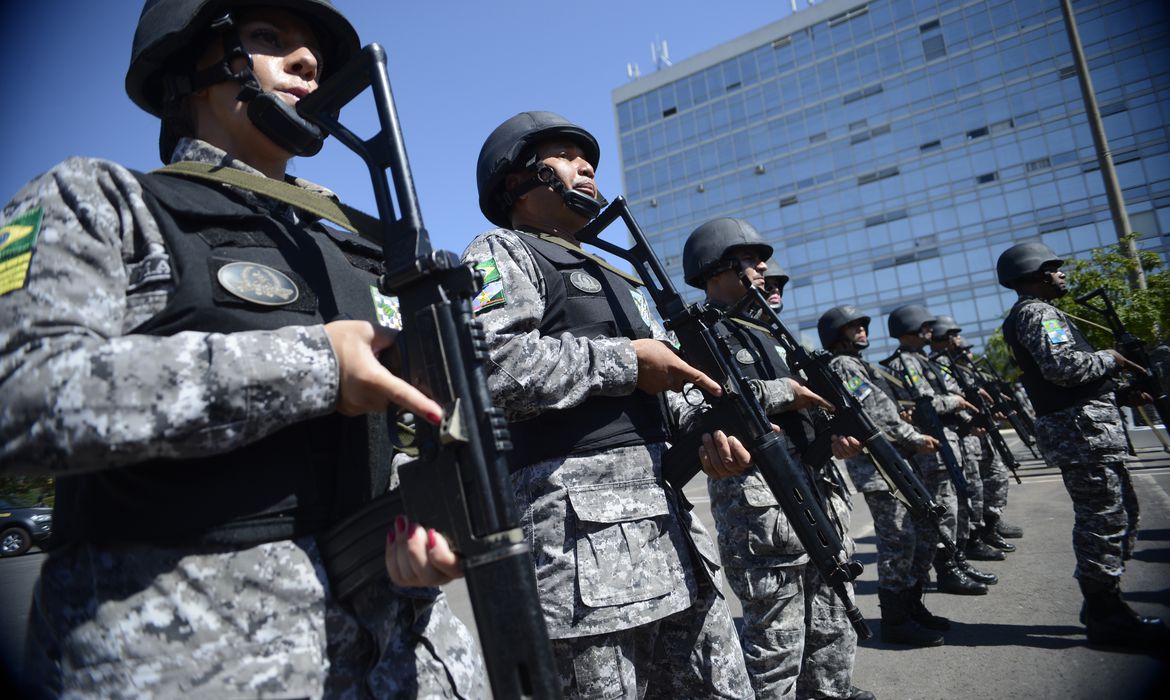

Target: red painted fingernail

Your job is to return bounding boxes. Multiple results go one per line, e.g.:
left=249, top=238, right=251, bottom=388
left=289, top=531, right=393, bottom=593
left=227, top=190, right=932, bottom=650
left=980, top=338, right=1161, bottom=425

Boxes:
left=387, top=529, right=396, bottom=544
left=427, top=528, right=437, bottom=550
left=427, top=411, right=443, bottom=425
left=395, top=515, right=407, bottom=533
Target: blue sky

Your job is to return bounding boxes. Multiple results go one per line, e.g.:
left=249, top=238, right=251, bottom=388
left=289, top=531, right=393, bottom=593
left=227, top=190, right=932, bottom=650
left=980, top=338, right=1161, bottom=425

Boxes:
left=1, top=1, right=800, bottom=256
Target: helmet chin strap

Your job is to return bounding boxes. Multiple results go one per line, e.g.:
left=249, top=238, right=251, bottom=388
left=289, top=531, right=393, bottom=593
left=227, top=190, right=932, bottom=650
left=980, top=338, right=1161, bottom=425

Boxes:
left=501, top=161, right=609, bottom=222
left=183, top=12, right=327, bottom=157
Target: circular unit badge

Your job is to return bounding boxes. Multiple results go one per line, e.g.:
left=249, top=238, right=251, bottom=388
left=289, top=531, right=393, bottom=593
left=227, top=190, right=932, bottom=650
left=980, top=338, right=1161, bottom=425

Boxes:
left=569, top=270, right=602, bottom=294
left=217, top=261, right=300, bottom=306
left=735, top=348, right=757, bottom=365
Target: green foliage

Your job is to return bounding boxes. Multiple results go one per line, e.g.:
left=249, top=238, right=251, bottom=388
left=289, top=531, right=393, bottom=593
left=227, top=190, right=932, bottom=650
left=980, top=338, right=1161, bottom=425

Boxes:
left=0, top=474, right=54, bottom=507
left=977, top=233, right=1170, bottom=377
left=1053, top=233, right=1169, bottom=349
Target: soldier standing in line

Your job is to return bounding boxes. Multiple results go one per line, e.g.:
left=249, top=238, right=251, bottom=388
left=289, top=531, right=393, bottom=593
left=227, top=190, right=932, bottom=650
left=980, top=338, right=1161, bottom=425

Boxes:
left=881, top=306, right=990, bottom=596
left=463, top=112, right=755, bottom=698
left=818, top=306, right=947, bottom=647
left=951, top=339, right=1025, bottom=546
left=0, top=1, right=484, bottom=696
left=927, top=317, right=1010, bottom=567
left=997, top=241, right=1170, bottom=647
left=682, top=218, right=873, bottom=700
left=762, top=256, right=789, bottom=313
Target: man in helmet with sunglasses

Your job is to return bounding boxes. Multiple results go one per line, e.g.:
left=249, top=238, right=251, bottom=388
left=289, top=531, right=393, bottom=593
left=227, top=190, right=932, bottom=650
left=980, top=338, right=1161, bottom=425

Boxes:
left=463, top=111, right=753, bottom=698
left=998, top=241, right=1168, bottom=648
left=0, top=1, right=483, bottom=696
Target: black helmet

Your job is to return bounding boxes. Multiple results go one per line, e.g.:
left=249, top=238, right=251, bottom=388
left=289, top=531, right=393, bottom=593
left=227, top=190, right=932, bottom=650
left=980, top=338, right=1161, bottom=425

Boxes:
left=996, top=241, right=1064, bottom=288
left=930, top=314, right=961, bottom=339
left=763, top=257, right=789, bottom=292
left=817, top=305, right=871, bottom=350
left=126, top=0, right=359, bottom=161
left=126, top=0, right=359, bottom=117
left=682, top=218, right=774, bottom=289
left=477, top=111, right=601, bottom=228
left=888, top=304, right=936, bottom=338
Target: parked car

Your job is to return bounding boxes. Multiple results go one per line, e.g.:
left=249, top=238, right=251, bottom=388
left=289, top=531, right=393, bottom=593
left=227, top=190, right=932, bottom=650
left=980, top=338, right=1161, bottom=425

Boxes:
left=0, top=496, right=52, bottom=557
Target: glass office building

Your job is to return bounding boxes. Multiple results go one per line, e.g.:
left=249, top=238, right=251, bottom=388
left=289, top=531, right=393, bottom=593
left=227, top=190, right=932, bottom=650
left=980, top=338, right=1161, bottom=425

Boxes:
left=612, top=0, right=1170, bottom=357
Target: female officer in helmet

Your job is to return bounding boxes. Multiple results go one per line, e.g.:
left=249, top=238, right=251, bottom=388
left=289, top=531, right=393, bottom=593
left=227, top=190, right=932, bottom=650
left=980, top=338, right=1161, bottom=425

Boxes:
left=0, top=1, right=482, bottom=696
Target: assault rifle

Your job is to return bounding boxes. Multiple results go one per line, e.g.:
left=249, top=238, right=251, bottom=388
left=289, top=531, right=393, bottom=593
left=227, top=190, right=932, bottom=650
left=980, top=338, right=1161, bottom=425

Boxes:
left=884, top=350, right=977, bottom=521
left=576, top=197, right=871, bottom=640
left=975, top=357, right=1040, bottom=458
left=943, top=352, right=1024, bottom=484
left=298, top=45, right=560, bottom=699
left=725, top=287, right=957, bottom=556
left=1076, top=288, right=1170, bottom=434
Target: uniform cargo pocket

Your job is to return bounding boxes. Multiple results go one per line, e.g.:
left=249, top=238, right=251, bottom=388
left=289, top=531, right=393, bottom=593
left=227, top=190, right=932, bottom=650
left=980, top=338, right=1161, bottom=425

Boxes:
left=568, top=479, right=677, bottom=607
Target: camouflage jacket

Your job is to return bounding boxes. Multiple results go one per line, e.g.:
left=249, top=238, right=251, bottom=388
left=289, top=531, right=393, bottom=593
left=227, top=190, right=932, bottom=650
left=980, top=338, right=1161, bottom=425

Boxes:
left=1010, top=295, right=1116, bottom=387
left=0, top=139, right=396, bottom=473
left=829, top=352, right=930, bottom=493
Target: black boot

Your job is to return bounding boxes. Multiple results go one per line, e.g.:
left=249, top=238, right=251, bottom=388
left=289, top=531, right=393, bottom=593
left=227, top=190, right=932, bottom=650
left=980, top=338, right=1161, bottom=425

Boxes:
left=965, top=532, right=1007, bottom=561
left=1079, top=579, right=1170, bottom=648
left=908, top=580, right=951, bottom=631
left=956, top=551, right=998, bottom=585
left=934, top=550, right=988, bottom=595
left=878, top=588, right=944, bottom=646
left=981, top=515, right=1016, bottom=552
left=996, top=518, right=1023, bottom=539
left=844, top=687, right=876, bottom=700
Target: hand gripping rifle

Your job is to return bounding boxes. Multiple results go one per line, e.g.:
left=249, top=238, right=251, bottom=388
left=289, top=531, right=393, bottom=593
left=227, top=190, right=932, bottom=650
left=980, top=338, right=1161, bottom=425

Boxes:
left=886, top=350, right=977, bottom=522
left=297, top=45, right=560, bottom=699
left=576, top=197, right=871, bottom=640
left=1076, top=288, right=1170, bottom=435
left=725, top=287, right=957, bottom=556
left=975, top=358, right=1040, bottom=459
left=943, top=353, right=1024, bottom=484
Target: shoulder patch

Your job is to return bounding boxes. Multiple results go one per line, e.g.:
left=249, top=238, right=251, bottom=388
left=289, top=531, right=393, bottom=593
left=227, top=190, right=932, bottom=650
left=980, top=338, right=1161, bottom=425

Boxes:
left=370, top=286, right=402, bottom=330
left=1042, top=318, right=1071, bottom=345
left=630, top=288, right=653, bottom=328
left=471, top=257, right=506, bottom=313
left=845, top=374, right=874, bottom=401
left=0, top=207, right=44, bottom=296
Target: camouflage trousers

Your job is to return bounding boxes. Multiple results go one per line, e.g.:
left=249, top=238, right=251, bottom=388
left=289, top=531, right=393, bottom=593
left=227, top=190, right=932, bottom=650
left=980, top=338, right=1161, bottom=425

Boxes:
left=861, top=490, right=937, bottom=592
left=910, top=454, right=956, bottom=583
left=550, top=573, right=751, bottom=699
left=1035, top=400, right=1139, bottom=586
left=725, top=562, right=858, bottom=700
left=957, top=434, right=986, bottom=540
left=978, top=433, right=1011, bottom=517
left=23, top=537, right=484, bottom=699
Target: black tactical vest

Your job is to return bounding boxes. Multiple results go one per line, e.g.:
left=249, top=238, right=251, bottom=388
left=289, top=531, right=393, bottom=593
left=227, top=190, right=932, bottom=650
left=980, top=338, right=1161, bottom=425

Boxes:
left=722, top=315, right=818, bottom=454
left=1003, top=297, right=1114, bottom=416
left=52, top=172, right=392, bottom=547
left=505, top=231, right=668, bottom=469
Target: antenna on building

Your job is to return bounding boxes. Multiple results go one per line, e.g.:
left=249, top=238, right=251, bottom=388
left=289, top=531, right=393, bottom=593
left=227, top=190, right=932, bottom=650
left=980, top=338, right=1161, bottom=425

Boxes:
left=626, top=62, right=641, bottom=80
left=651, top=37, right=671, bottom=71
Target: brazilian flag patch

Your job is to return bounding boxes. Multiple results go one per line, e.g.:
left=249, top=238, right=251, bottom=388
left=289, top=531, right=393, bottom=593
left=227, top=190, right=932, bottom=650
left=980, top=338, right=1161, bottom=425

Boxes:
left=0, top=208, right=43, bottom=296
left=471, top=258, right=506, bottom=313
left=370, top=286, right=402, bottom=330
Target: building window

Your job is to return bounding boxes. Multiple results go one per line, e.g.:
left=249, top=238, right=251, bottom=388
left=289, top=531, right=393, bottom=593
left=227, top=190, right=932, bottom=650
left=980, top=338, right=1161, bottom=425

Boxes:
left=966, top=126, right=989, bottom=140
left=976, top=172, right=998, bottom=184
left=662, top=106, right=677, bottom=118
left=779, top=195, right=798, bottom=207
left=920, top=139, right=942, bottom=151
left=923, top=35, right=947, bottom=61
left=829, top=4, right=870, bottom=28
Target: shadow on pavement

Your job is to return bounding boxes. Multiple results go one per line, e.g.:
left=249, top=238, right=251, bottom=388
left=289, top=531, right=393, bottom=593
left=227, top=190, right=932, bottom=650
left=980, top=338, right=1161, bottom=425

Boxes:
left=867, top=621, right=1087, bottom=650
left=1137, top=528, right=1170, bottom=542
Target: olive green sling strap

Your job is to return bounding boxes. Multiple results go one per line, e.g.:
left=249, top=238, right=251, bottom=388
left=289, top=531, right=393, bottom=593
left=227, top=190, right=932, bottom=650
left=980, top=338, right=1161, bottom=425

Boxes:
left=154, top=161, right=383, bottom=244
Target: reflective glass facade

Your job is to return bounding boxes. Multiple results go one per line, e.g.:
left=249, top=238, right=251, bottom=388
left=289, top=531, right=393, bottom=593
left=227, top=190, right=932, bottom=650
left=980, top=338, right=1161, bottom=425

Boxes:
left=612, top=0, right=1170, bottom=357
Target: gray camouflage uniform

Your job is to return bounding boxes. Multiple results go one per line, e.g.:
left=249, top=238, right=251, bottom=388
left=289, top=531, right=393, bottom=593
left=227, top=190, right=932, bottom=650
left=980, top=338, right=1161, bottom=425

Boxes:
left=882, top=348, right=966, bottom=579
left=461, top=227, right=751, bottom=699
left=932, top=353, right=985, bottom=540
left=1009, top=297, right=1136, bottom=585
left=0, top=139, right=484, bottom=699
left=697, top=325, right=857, bottom=700
left=829, top=353, right=935, bottom=593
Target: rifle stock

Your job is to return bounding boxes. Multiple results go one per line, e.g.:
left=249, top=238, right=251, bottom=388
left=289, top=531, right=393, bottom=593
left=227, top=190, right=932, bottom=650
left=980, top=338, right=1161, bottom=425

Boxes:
left=299, top=44, right=560, bottom=699
left=578, top=198, right=871, bottom=640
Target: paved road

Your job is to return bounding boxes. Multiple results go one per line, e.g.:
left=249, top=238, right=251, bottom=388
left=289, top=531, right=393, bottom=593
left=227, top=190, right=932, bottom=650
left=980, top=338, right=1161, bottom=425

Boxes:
left=3, top=435, right=1168, bottom=698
